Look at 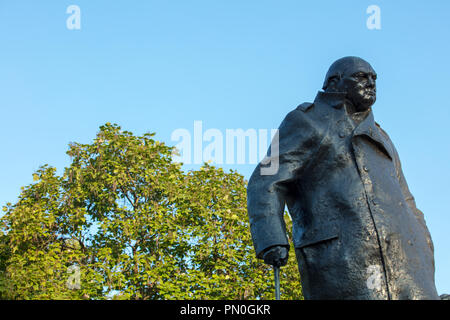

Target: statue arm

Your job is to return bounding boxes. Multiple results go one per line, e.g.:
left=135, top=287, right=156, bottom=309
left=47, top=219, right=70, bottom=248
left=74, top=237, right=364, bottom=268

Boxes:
left=247, top=108, right=317, bottom=258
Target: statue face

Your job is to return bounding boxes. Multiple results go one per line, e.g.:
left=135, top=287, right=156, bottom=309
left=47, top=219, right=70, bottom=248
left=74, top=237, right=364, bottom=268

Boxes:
left=340, top=67, right=377, bottom=112
left=324, top=57, right=377, bottom=112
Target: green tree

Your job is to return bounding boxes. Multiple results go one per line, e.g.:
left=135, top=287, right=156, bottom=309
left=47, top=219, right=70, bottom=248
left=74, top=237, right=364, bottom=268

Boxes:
left=0, top=123, right=302, bottom=300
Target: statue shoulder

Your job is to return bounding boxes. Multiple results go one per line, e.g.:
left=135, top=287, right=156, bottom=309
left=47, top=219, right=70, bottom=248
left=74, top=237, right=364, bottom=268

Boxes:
left=282, top=102, right=314, bottom=125
left=279, top=102, right=316, bottom=132
left=296, top=102, right=314, bottom=112
left=375, top=121, right=390, bottom=140
left=375, top=121, right=400, bottom=159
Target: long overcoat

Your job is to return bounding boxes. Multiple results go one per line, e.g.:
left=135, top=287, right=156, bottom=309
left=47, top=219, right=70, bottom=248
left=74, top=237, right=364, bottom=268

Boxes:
left=247, top=91, right=439, bottom=299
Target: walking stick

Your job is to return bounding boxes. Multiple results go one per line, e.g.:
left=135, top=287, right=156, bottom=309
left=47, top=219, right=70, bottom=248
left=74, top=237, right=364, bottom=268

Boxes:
left=274, top=265, right=280, bottom=300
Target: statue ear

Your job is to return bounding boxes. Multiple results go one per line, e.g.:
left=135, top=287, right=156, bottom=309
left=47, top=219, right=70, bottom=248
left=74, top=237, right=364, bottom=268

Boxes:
left=325, top=75, right=340, bottom=91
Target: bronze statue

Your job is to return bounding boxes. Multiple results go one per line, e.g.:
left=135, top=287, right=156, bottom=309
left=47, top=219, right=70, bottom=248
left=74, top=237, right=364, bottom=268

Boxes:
left=247, top=56, right=439, bottom=299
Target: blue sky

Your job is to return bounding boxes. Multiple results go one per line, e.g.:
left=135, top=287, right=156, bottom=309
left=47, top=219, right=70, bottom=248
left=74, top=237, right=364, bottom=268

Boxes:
left=1, top=0, right=449, bottom=295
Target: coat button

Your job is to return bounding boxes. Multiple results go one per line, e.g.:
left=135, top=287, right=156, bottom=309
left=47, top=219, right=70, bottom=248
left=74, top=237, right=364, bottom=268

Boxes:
left=408, top=240, right=413, bottom=246
left=372, top=199, right=377, bottom=206
left=339, top=132, right=345, bottom=138
left=363, top=166, right=369, bottom=172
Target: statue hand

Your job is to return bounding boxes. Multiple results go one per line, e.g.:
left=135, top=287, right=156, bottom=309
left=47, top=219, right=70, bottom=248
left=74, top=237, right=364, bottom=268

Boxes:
left=262, top=245, right=289, bottom=267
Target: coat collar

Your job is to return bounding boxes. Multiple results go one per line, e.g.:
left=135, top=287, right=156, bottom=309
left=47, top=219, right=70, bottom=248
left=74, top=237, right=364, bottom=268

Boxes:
left=314, top=91, right=348, bottom=109
left=314, top=91, right=393, bottom=160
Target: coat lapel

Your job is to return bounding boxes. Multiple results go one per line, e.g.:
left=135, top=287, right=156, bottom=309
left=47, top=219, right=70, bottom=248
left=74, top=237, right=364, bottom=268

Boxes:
left=352, top=111, right=393, bottom=161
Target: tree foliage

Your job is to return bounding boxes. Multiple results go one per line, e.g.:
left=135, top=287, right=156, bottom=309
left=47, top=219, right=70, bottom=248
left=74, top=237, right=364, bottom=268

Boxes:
left=0, top=123, right=302, bottom=300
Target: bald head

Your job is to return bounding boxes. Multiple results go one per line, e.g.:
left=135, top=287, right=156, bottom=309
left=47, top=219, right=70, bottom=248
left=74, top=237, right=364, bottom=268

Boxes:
left=323, top=57, right=376, bottom=90
left=322, top=56, right=377, bottom=112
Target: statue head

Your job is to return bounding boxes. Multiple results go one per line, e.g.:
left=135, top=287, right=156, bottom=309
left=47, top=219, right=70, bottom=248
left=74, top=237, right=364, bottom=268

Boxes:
left=322, top=56, right=377, bottom=112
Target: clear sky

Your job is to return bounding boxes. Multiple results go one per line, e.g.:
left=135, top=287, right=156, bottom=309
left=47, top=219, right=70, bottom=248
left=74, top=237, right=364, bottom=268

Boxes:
left=1, top=0, right=449, bottom=295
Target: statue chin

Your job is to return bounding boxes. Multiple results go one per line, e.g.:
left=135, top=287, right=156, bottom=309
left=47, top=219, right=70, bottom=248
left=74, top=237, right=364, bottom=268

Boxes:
left=356, top=97, right=376, bottom=111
